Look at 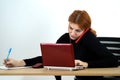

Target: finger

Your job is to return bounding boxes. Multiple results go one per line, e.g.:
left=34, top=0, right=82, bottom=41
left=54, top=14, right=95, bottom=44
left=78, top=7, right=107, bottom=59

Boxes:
left=6, top=64, right=14, bottom=67
left=2, top=59, right=7, bottom=64
left=5, top=61, right=14, bottom=67
left=6, top=61, right=13, bottom=65
left=75, top=60, right=80, bottom=66
left=3, top=58, right=11, bottom=63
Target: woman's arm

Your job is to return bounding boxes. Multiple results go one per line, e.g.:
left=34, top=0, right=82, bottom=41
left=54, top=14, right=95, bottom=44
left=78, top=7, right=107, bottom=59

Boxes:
left=23, top=56, right=42, bottom=66
left=83, top=32, right=119, bottom=68
left=3, top=58, right=26, bottom=67
left=3, top=56, right=42, bottom=67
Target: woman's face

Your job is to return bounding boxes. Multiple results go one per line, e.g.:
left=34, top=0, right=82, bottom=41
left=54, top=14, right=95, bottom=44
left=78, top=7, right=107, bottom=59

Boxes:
left=68, top=22, right=84, bottom=40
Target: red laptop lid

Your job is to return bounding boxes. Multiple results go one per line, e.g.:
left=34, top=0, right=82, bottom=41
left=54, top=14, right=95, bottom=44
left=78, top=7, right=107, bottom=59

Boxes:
left=40, top=43, right=75, bottom=67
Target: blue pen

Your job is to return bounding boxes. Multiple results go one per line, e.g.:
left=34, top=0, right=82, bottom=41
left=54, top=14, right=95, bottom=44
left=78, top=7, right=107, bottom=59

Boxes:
left=6, top=48, right=12, bottom=61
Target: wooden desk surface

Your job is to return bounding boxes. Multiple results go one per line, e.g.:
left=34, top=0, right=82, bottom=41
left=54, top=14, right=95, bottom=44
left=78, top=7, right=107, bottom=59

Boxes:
left=0, top=67, right=120, bottom=76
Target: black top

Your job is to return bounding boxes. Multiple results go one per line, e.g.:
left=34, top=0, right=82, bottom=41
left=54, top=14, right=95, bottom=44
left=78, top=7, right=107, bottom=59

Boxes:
left=24, top=30, right=119, bottom=68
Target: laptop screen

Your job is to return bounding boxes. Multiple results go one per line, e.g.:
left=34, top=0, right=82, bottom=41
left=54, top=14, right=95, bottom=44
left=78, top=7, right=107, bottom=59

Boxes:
left=40, top=43, right=75, bottom=67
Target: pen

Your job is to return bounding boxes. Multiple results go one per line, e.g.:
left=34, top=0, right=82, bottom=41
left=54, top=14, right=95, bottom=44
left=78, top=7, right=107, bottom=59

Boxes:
left=6, top=48, right=12, bottom=61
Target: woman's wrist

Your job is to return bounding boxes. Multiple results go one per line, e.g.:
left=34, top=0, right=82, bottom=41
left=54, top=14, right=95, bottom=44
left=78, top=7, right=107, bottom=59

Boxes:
left=17, top=60, right=26, bottom=67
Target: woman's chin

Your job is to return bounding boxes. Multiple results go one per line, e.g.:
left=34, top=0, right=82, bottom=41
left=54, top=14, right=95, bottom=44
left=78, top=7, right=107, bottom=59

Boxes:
left=70, top=37, right=76, bottom=40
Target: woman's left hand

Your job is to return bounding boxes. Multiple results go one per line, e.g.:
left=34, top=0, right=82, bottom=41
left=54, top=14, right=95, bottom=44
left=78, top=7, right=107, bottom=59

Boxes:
left=75, top=60, right=88, bottom=68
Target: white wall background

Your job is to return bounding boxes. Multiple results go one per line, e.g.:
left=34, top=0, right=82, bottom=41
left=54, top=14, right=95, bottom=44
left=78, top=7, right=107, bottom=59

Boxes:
left=0, top=0, right=120, bottom=80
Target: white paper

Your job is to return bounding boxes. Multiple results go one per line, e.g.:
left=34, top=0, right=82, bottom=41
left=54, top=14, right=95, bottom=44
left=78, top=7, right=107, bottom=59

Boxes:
left=0, top=65, right=31, bottom=70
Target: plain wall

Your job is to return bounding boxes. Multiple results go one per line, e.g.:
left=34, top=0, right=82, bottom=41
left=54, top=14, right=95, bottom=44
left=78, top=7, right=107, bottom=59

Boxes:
left=0, top=0, right=120, bottom=80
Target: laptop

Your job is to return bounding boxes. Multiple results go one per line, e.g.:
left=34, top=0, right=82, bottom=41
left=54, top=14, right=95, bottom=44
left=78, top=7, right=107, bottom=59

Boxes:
left=40, top=43, right=84, bottom=71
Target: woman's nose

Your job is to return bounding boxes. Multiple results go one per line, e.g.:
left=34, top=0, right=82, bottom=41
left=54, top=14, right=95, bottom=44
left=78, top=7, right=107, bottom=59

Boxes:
left=71, top=30, right=76, bottom=35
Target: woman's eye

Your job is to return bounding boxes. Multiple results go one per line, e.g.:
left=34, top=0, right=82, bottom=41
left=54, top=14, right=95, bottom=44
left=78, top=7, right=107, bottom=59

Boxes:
left=75, top=30, right=81, bottom=32
left=69, top=26, right=73, bottom=30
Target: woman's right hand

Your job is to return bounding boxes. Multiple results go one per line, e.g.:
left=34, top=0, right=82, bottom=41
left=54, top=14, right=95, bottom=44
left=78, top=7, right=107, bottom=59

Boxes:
left=75, top=60, right=88, bottom=68
left=3, top=58, right=26, bottom=67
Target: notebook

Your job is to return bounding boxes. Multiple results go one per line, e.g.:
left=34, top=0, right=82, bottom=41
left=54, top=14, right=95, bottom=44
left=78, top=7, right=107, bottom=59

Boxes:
left=40, top=43, right=84, bottom=71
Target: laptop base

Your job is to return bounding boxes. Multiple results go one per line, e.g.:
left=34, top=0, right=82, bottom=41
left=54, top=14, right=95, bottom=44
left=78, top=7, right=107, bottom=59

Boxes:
left=44, top=66, right=85, bottom=71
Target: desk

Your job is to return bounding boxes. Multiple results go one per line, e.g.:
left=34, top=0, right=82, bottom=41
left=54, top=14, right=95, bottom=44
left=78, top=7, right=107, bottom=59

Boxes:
left=0, top=67, right=120, bottom=76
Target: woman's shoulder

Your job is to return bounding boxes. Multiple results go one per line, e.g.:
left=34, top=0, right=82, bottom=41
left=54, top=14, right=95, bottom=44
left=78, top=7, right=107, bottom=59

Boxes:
left=56, top=33, right=70, bottom=43
left=82, top=30, right=97, bottom=41
left=79, top=30, right=100, bottom=46
left=61, top=33, right=69, bottom=36
left=58, top=33, right=69, bottom=39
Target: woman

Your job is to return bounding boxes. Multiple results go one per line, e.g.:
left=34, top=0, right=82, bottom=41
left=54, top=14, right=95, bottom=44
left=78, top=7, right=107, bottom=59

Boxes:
left=3, top=10, right=119, bottom=80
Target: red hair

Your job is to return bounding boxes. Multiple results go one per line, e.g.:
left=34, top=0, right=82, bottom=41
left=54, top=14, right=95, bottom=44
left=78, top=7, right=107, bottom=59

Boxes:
left=68, top=10, right=96, bottom=36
